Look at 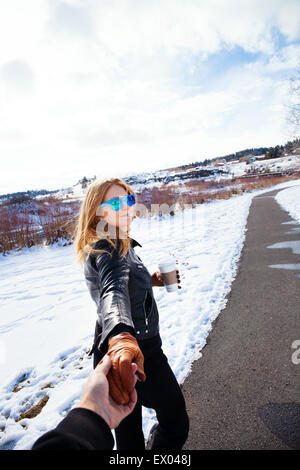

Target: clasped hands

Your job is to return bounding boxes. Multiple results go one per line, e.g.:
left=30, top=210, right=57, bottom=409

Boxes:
left=99, top=332, right=146, bottom=405
left=77, top=332, right=145, bottom=429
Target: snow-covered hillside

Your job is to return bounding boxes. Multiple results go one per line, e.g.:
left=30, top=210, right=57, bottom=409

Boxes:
left=54, top=154, right=300, bottom=201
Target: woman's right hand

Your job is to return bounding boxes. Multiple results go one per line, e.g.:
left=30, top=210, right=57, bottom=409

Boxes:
left=151, top=270, right=164, bottom=287
left=151, top=270, right=182, bottom=288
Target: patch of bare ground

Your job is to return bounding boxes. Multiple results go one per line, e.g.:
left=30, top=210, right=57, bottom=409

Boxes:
left=15, top=396, right=49, bottom=422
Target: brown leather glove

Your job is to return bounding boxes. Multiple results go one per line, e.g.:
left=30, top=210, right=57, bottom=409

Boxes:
left=99, top=332, right=146, bottom=405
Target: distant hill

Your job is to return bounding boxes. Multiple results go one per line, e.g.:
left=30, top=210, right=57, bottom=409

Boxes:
left=1, top=139, right=299, bottom=202
left=0, top=188, right=58, bottom=204
left=164, top=138, right=300, bottom=171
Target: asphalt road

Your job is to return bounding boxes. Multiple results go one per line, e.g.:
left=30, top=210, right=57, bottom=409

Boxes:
left=181, top=186, right=300, bottom=450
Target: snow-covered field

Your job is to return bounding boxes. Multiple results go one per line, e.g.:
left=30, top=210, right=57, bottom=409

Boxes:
left=275, top=185, right=300, bottom=224
left=0, top=179, right=299, bottom=450
left=232, top=154, right=300, bottom=176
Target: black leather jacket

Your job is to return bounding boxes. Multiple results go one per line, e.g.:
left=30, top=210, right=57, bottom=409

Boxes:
left=83, top=237, right=160, bottom=353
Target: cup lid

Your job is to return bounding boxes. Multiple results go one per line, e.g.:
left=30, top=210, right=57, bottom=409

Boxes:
left=158, top=258, right=175, bottom=265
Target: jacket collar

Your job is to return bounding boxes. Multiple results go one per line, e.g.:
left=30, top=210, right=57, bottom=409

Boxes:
left=95, top=237, right=142, bottom=248
left=130, top=237, right=142, bottom=248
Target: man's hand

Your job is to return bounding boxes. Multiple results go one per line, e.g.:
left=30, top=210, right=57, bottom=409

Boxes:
left=76, top=355, right=137, bottom=430
left=151, top=269, right=182, bottom=289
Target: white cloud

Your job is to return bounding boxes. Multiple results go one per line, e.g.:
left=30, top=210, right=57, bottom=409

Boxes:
left=0, top=1, right=49, bottom=63
left=92, top=0, right=300, bottom=56
left=47, top=0, right=93, bottom=36
left=0, top=0, right=299, bottom=194
left=247, top=44, right=300, bottom=74
left=0, top=60, right=35, bottom=95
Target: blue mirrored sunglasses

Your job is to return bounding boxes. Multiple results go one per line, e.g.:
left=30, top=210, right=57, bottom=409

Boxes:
left=99, top=193, right=136, bottom=211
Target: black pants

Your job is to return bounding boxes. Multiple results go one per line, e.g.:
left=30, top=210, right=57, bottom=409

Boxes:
left=93, top=331, right=189, bottom=450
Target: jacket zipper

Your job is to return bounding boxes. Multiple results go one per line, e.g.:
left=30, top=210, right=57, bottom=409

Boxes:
left=143, top=290, right=149, bottom=325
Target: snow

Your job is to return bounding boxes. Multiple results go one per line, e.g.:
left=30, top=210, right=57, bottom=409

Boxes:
left=0, top=178, right=299, bottom=450
left=275, top=185, right=300, bottom=224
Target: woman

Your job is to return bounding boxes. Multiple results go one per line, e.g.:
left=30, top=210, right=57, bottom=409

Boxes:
left=73, top=177, right=189, bottom=450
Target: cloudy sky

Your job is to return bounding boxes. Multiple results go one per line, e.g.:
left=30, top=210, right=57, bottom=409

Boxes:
left=0, top=0, right=300, bottom=195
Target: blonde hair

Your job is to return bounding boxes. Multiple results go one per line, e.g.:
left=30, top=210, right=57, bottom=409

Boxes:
left=73, top=177, right=137, bottom=267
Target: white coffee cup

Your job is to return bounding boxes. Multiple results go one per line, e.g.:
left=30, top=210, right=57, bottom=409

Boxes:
left=158, top=258, right=178, bottom=292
